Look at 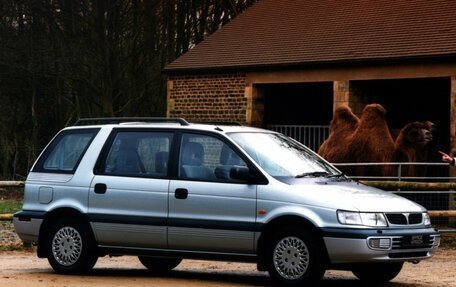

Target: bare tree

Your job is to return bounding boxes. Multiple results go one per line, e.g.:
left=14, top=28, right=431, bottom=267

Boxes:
left=0, top=0, right=259, bottom=179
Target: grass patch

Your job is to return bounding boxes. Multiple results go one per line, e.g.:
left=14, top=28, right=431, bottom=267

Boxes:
left=0, top=202, right=22, bottom=214
left=0, top=244, right=35, bottom=252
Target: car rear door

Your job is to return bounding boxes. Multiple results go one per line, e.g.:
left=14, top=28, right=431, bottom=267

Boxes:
left=89, top=129, right=173, bottom=249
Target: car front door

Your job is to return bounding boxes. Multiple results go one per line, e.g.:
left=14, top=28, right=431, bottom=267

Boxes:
left=168, top=132, right=257, bottom=254
left=89, top=129, right=173, bottom=249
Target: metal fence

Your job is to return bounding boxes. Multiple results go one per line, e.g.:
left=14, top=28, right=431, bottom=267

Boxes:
left=333, top=162, right=450, bottom=181
left=266, top=125, right=329, bottom=151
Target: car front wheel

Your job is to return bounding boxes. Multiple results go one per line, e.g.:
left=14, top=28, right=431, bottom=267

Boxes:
left=266, top=228, right=326, bottom=286
left=46, top=219, right=98, bottom=274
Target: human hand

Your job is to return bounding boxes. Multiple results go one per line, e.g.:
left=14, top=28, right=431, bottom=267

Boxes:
left=439, top=151, right=454, bottom=163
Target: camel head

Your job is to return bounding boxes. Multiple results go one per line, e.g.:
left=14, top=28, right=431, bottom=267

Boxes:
left=398, top=121, right=434, bottom=149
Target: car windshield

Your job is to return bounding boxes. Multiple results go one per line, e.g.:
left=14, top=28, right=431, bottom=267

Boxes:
left=229, top=132, right=340, bottom=179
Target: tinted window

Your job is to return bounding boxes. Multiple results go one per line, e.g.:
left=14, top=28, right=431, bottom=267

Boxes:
left=100, top=131, right=173, bottom=177
left=33, top=129, right=99, bottom=173
left=179, top=133, right=247, bottom=182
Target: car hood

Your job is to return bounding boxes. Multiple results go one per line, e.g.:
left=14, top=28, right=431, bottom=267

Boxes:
left=285, top=179, right=425, bottom=213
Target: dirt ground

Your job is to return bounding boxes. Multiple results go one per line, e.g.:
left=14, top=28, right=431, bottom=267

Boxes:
left=0, top=248, right=454, bottom=287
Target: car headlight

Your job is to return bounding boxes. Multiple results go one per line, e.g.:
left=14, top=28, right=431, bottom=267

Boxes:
left=337, top=210, right=388, bottom=227
left=423, top=212, right=431, bottom=226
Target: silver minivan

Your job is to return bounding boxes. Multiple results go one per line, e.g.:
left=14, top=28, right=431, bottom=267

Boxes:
left=14, top=118, right=440, bottom=286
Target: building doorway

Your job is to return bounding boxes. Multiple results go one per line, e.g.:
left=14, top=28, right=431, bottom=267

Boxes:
left=257, top=82, right=333, bottom=150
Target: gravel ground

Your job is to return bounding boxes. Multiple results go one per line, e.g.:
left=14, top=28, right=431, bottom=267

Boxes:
left=0, top=249, right=455, bottom=287
left=0, top=221, right=22, bottom=249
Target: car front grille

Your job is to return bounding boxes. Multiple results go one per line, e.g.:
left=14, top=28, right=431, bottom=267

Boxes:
left=385, top=213, right=423, bottom=225
left=408, top=213, right=423, bottom=224
left=391, top=234, right=438, bottom=250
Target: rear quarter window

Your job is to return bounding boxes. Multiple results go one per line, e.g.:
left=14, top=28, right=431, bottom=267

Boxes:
left=32, top=128, right=100, bottom=174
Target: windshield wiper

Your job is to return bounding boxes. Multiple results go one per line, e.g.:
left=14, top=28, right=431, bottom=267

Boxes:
left=295, top=171, right=329, bottom=178
left=325, top=172, right=352, bottom=181
left=325, top=172, right=345, bottom=178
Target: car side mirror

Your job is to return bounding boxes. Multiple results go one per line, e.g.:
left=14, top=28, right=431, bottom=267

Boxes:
left=230, top=165, right=252, bottom=182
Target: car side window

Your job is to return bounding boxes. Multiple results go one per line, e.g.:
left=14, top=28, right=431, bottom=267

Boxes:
left=179, top=133, right=247, bottom=182
left=33, top=129, right=99, bottom=173
left=100, top=131, right=173, bottom=177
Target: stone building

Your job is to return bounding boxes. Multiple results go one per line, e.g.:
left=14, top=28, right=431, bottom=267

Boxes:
left=164, top=0, right=456, bottom=153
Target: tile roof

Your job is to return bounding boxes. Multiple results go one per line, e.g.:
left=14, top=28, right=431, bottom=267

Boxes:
left=165, top=0, right=456, bottom=73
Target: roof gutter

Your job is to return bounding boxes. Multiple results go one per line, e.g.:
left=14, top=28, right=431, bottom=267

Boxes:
left=163, top=53, right=456, bottom=75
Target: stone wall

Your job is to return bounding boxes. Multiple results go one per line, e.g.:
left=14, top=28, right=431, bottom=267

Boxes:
left=167, top=74, right=247, bottom=123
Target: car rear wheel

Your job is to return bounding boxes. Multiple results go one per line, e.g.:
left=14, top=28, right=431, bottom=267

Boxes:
left=352, top=262, right=403, bottom=283
left=46, top=219, right=98, bottom=274
left=138, top=256, right=182, bottom=273
left=266, top=228, right=326, bottom=286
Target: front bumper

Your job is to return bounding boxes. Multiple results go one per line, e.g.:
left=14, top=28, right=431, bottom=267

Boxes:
left=322, top=227, right=440, bottom=264
left=13, top=211, right=46, bottom=244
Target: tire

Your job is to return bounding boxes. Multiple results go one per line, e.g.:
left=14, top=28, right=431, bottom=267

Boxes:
left=46, top=219, right=98, bottom=274
left=266, top=228, right=326, bottom=286
left=352, top=262, right=403, bottom=284
left=138, top=256, right=182, bottom=273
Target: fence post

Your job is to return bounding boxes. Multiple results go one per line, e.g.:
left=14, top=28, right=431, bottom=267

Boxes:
left=397, top=163, right=402, bottom=191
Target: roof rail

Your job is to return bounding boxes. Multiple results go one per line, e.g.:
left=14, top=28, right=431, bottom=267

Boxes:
left=73, top=117, right=190, bottom=126
left=193, top=121, right=242, bottom=126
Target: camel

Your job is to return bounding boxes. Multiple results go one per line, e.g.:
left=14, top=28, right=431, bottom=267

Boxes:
left=318, top=103, right=434, bottom=177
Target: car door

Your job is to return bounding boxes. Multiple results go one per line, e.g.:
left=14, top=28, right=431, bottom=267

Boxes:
left=89, top=129, right=173, bottom=249
left=168, top=132, right=257, bottom=254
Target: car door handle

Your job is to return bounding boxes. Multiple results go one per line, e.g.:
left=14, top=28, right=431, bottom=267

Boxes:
left=175, top=188, right=188, bottom=199
left=94, top=183, right=107, bottom=194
